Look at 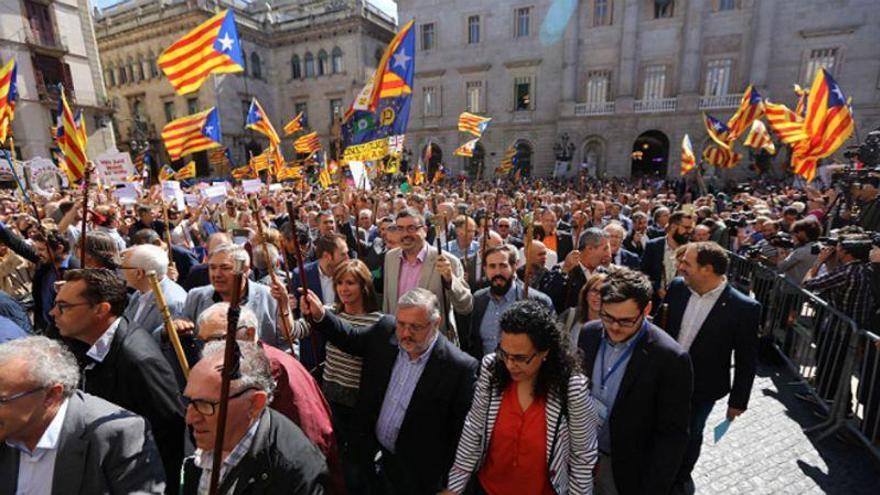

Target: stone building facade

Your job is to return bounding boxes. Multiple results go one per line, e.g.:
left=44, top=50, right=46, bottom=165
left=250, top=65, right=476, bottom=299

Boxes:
left=0, top=0, right=115, bottom=161
left=95, top=0, right=394, bottom=175
left=399, top=0, right=880, bottom=179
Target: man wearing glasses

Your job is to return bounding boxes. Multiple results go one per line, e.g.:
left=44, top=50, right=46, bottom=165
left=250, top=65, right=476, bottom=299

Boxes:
left=51, top=268, right=185, bottom=495
left=0, top=336, right=166, bottom=494
left=299, top=287, right=478, bottom=494
left=382, top=208, right=473, bottom=346
left=180, top=341, right=328, bottom=494
left=577, top=267, right=693, bottom=495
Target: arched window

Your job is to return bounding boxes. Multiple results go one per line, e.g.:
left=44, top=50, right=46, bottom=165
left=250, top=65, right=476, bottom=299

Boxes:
left=581, top=137, right=606, bottom=178
left=331, top=47, right=343, bottom=74
left=317, top=50, right=328, bottom=76
left=105, top=67, right=115, bottom=87
left=291, top=54, right=301, bottom=79
left=304, top=52, right=315, bottom=77
left=118, top=63, right=127, bottom=84
left=127, top=58, right=137, bottom=82
left=137, top=55, right=146, bottom=81
left=251, top=52, right=262, bottom=79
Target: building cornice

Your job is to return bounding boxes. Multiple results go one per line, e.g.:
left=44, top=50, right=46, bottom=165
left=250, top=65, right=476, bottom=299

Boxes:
left=503, top=59, right=543, bottom=69
left=456, top=64, right=492, bottom=74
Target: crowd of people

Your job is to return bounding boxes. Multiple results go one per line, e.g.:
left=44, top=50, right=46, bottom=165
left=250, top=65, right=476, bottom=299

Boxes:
left=0, top=170, right=878, bottom=495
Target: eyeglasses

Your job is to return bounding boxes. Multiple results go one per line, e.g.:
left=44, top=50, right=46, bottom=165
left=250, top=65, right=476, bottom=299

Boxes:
left=397, top=321, right=432, bottom=333
left=0, top=387, right=45, bottom=405
left=396, top=224, right=424, bottom=233
left=599, top=310, right=643, bottom=329
left=182, top=387, right=257, bottom=416
left=54, top=301, right=93, bottom=315
left=496, top=347, right=539, bottom=365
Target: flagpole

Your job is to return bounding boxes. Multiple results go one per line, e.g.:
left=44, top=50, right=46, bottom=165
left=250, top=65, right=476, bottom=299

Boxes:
left=80, top=164, right=90, bottom=261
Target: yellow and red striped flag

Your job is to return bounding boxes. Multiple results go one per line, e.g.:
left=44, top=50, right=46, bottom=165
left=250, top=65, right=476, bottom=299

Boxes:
left=283, top=112, right=304, bottom=136
left=0, top=59, right=18, bottom=143
left=744, top=120, right=776, bottom=155
left=231, top=164, right=253, bottom=180
left=74, top=110, right=87, bottom=149
left=702, top=145, right=741, bottom=169
left=454, top=138, right=479, bottom=157
left=245, top=98, right=280, bottom=146
left=794, top=84, right=809, bottom=117
left=458, top=112, right=491, bottom=137
left=353, top=20, right=414, bottom=112
left=277, top=165, right=303, bottom=181
left=249, top=148, right=272, bottom=172
left=174, top=160, right=196, bottom=180
left=704, top=113, right=733, bottom=150
left=294, top=132, right=321, bottom=154
left=58, top=86, right=87, bottom=181
left=496, top=145, right=516, bottom=175
left=725, top=85, right=764, bottom=142
left=764, top=101, right=808, bottom=144
left=159, top=165, right=175, bottom=181
left=681, top=134, right=696, bottom=175
left=157, top=10, right=244, bottom=95
left=161, top=107, right=222, bottom=161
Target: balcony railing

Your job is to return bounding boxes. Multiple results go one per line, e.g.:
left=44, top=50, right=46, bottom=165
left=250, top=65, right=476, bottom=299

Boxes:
left=35, top=73, right=74, bottom=104
left=634, top=97, right=677, bottom=113
left=698, top=94, right=740, bottom=110
left=574, top=101, right=615, bottom=116
left=24, top=29, right=68, bottom=55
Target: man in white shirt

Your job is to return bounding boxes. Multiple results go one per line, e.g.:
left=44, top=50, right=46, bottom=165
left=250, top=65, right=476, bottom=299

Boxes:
left=0, top=336, right=166, bottom=494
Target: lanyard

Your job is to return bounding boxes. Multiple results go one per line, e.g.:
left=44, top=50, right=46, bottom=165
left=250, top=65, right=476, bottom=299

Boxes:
left=599, top=321, right=647, bottom=391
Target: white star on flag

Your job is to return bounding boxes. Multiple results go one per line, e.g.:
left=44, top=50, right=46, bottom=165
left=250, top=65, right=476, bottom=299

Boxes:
left=204, top=125, right=214, bottom=134
left=218, top=33, right=235, bottom=52
left=831, top=85, right=845, bottom=102
left=392, top=50, right=411, bottom=69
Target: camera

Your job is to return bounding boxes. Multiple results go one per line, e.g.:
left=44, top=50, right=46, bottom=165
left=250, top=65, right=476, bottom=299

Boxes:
left=769, top=232, right=795, bottom=250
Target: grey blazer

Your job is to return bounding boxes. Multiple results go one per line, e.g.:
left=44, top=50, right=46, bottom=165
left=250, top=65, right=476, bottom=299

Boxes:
left=182, top=280, right=282, bottom=349
left=382, top=244, right=473, bottom=345
left=123, top=276, right=188, bottom=338
left=0, top=391, right=166, bottom=495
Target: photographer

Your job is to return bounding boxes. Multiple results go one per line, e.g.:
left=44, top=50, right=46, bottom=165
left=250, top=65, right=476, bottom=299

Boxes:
left=855, top=178, right=880, bottom=232
left=777, top=218, right=821, bottom=288
left=803, top=234, right=875, bottom=330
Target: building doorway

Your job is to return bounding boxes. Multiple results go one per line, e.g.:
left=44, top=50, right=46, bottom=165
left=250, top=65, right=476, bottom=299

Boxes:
left=631, top=130, right=669, bottom=177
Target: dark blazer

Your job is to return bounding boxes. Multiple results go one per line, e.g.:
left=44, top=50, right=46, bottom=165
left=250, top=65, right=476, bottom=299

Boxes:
left=578, top=321, right=693, bottom=495
left=640, top=236, right=668, bottom=292
left=181, top=408, right=328, bottom=495
left=0, top=391, right=166, bottom=495
left=623, top=232, right=646, bottom=257
left=80, top=317, right=186, bottom=493
left=291, top=260, right=326, bottom=372
left=464, top=281, right=555, bottom=359
left=182, top=262, right=209, bottom=290
left=538, top=264, right=589, bottom=314
left=171, top=245, right=200, bottom=282
left=661, top=278, right=760, bottom=409
left=616, top=248, right=642, bottom=270
left=313, top=312, right=478, bottom=494
left=647, top=225, right=666, bottom=239
left=554, top=230, right=576, bottom=261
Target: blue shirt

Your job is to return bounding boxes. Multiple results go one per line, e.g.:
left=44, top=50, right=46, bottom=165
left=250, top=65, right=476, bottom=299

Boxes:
left=375, top=331, right=440, bottom=452
left=445, top=239, right=480, bottom=260
left=591, top=325, right=645, bottom=453
left=479, top=283, right=520, bottom=355
left=40, top=255, right=71, bottom=328
left=0, top=315, right=27, bottom=343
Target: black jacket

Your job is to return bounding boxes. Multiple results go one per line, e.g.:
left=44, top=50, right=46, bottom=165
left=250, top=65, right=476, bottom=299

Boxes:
left=640, top=236, right=668, bottom=292
left=313, top=312, right=478, bottom=494
left=538, top=264, right=589, bottom=314
left=79, top=317, right=186, bottom=493
left=463, top=281, right=554, bottom=359
left=578, top=320, right=693, bottom=495
left=180, top=408, right=328, bottom=494
left=661, top=278, right=760, bottom=409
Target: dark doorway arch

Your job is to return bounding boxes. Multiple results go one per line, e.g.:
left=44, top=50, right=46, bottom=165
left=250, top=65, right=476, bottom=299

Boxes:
left=514, top=140, right=533, bottom=177
left=421, top=142, right=443, bottom=179
left=631, top=130, right=669, bottom=177
left=466, top=142, right=485, bottom=180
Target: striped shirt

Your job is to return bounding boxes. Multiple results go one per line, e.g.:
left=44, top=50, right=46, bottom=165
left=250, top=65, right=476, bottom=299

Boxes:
left=322, top=311, right=384, bottom=407
left=804, top=261, right=875, bottom=328
left=195, top=415, right=260, bottom=494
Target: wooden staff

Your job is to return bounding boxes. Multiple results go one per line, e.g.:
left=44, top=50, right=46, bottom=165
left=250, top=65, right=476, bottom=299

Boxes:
left=433, top=215, right=451, bottom=339
left=249, top=197, right=295, bottom=352
left=286, top=200, right=320, bottom=371
left=159, top=198, right=175, bottom=265
left=146, top=270, right=189, bottom=377
left=208, top=266, right=244, bottom=495
left=522, top=214, right=535, bottom=299
left=80, top=165, right=89, bottom=261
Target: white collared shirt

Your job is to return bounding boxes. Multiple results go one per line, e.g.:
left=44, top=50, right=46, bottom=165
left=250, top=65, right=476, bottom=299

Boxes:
left=86, top=318, right=122, bottom=363
left=7, top=398, right=70, bottom=495
left=677, top=278, right=727, bottom=351
left=318, top=265, right=336, bottom=306
left=662, top=239, right=678, bottom=287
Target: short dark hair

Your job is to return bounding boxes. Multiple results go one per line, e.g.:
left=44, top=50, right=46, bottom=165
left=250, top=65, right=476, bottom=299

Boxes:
left=668, top=211, right=693, bottom=226
left=484, top=245, right=516, bottom=267
left=395, top=207, right=424, bottom=225
left=33, top=229, right=69, bottom=254
left=600, top=266, right=653, bottom=311
left=130, top=228, right=161, bottom=245
left=137, top=205, right=153, bottom=215
left=315, top=234, right=346, bottom=258
left=791, top=218, right=821, bottom=242
left=690, top=241, right=729, bottom=275
left=63, top=268, right=129, bottom=316
left=280, top=220, right=310, bottom=245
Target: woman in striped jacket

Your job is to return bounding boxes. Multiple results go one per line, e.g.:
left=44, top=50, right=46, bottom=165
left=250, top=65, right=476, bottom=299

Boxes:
left=443, top=300, right=599, bottom=495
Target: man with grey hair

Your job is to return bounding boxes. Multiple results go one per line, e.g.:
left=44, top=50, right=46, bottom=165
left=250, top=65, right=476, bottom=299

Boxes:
left=539, top=227, right=613, bottom=313
left=180, top=340, right=328, bottom=494
left=121, top=244, right=188, bottom=338
left=0, top=336, right=166, bottom=494
left=300, top=287, right=478, bottom=494
left=175, top=243, right=282, bottom=349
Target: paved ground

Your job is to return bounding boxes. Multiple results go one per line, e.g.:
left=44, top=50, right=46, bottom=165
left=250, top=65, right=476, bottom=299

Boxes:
left=692, top=363, right=880, bottom=494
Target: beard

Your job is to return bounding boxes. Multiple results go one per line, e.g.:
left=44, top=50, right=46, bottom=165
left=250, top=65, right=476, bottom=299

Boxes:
left=672, top=232, right=691, bottom=245
left=489, top=274, right=513, bottom=296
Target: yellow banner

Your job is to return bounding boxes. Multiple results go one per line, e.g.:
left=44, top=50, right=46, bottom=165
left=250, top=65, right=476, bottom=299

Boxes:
left=343, top=139, right=389, bottom=162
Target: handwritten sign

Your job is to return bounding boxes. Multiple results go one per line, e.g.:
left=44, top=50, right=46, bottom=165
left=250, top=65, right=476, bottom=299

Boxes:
left=94, top=151, right=136, bottom=184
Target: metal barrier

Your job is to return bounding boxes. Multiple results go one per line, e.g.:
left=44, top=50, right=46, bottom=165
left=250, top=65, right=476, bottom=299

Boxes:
left=725, top=252, right=879, bottom=460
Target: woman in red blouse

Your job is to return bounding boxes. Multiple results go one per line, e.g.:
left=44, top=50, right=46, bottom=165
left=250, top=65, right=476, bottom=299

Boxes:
left=443, top=300, right=598, bottom=495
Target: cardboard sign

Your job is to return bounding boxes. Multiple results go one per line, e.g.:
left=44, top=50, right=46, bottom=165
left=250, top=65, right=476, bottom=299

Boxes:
left=242, top=179, right=263, bottom=194
left=94, top=151, right=137, bottom=184
left=113, top=182, right=141, bottom=204
left=203, top=184, right=227, bottom=204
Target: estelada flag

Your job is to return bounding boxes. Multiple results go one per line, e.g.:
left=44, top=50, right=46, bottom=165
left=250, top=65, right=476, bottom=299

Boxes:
left=681, top=134, right=696, bottom=175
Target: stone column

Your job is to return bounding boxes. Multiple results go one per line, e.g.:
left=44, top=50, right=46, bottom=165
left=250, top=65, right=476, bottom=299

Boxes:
left=617, top=0, right=641, bottom=97
left=678, top=0, right=706, bottom=95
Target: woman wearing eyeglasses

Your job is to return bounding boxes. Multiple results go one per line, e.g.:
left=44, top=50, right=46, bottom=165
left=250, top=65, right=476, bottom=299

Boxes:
left=443, top=300, right=598, bottom=495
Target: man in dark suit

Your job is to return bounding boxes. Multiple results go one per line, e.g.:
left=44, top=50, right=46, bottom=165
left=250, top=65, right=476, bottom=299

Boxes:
left=289, top=233, right=350, bottom=373
left=300, top=287, right=478, bottom=494
left=640, top=210, right=695, bottom=303
left=578, top=267, right=693, bottom=495
left=51, top=269, right=185, bottom=494
left=647, top=206, right=671, bottom=239
left=465, top=245, right=554, bottom=358
left=181, top=341, right=328, bottom=494
left=623, top=211, right=649, bottom=257
left=0, top=336, right=166, bottom=494
left=661, top=242, right=759, bottom=495
left=539, top=227, right=612, bottom=313
left=605, top=222, right=642, bottom=269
